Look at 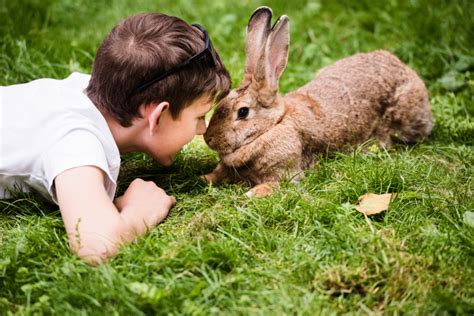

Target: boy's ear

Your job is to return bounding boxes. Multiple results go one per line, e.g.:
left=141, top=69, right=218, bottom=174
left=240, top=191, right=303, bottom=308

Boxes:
left=146, top=101, right=169, bottom=136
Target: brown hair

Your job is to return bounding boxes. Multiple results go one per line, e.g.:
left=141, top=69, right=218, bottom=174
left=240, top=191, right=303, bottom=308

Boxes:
left=86, top=13, right=231, bottom=127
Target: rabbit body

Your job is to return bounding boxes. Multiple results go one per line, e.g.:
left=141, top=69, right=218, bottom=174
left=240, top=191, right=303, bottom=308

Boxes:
left=204, top=8, right=433, bottom=193
left=291, top=49, right=432, bottom=153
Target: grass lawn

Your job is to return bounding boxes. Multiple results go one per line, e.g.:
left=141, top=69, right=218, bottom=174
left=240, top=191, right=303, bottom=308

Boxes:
left=1, top=0, right=473, bottom=314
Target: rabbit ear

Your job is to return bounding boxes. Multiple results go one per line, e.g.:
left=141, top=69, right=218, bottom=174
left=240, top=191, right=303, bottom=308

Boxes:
left=256, top=15, right=290, bottom=92
left=245, top=7, right=273, bottom=76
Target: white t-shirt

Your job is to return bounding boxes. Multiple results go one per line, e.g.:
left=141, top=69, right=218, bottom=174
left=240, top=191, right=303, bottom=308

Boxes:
left=0, top=72, right=120, bottom=203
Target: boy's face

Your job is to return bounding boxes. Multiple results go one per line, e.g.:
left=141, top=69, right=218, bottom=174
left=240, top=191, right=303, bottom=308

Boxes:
left=148, top=94, right=212, bottom=166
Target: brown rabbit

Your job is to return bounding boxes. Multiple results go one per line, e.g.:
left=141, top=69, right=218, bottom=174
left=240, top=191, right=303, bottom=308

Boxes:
left=203, top=6, right=433, bottom=196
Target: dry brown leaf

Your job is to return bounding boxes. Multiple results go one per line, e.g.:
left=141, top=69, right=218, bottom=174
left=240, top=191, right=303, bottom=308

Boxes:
left=355, top=193, right=396, bottom=215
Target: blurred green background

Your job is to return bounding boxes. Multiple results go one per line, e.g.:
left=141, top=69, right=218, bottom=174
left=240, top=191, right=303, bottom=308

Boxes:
left=0, top=0, right=473, bottom=314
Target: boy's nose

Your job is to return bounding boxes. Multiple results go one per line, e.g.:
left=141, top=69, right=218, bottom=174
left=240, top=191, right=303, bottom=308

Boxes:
left=197, top=120, right=207, bottom=135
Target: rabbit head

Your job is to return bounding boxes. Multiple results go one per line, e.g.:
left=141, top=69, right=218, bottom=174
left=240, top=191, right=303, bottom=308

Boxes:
left=204, top=7, right=290, bottom=166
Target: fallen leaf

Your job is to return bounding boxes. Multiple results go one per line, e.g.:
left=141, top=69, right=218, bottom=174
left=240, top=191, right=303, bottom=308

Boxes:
left=355, top=193, right=395, bottom=215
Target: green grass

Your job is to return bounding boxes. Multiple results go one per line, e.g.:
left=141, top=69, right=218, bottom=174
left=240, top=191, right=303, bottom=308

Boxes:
left=1, top=0, right=473, bottom=314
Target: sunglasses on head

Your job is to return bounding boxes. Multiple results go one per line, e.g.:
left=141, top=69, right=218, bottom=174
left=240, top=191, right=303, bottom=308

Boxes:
left=133, top=24, right=218, bottom=95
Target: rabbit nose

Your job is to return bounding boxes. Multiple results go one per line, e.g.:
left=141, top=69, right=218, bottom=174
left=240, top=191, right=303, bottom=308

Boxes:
left=203, top=132, right=213, bottom=146
left=204, top=134, right=220, bottom=150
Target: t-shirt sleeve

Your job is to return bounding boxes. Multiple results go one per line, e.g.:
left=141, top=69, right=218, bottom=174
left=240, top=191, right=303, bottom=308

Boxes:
left=41, top=129, right=117, bottom=204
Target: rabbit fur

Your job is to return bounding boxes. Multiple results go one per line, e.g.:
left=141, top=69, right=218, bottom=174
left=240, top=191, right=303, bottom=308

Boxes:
left=203, top=6, right=433, bottom=195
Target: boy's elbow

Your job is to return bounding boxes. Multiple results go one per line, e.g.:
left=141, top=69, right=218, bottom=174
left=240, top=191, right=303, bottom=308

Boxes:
left=73, top=239, right=119, bottom=265
left=69, top=222, right=126, bottom=265
left=69, top=220, right=133, bottom=265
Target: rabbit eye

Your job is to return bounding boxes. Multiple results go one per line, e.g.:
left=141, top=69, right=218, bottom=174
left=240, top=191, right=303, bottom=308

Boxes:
left=237, top=107, right=249, bottom=119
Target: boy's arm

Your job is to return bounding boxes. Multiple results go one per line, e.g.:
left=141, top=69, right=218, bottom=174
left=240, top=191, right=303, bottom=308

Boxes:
left=55, top=165, right=175, bottom=265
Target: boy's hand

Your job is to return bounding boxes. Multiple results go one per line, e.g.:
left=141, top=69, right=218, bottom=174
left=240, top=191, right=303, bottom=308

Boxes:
left=115, top=179, right=176, bottom=235
left=55, top=167, right=175, bottom=265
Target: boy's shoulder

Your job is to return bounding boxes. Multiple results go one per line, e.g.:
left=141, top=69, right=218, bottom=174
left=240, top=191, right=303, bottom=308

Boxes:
left=0, top=72, right=120, bottom=203
left=2, top=72, right=114, bottom=151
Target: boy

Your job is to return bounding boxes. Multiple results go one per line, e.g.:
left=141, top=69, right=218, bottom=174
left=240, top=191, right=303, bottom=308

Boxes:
left=0, top=12, right=231, bottom=264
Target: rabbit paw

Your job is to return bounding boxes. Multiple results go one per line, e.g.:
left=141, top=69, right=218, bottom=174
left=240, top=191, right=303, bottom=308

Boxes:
left=201, top=173, right=213, bottom=183
left=245, top=183, right=274, bottom=197
left=201, top=163, right=231, bottom=184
